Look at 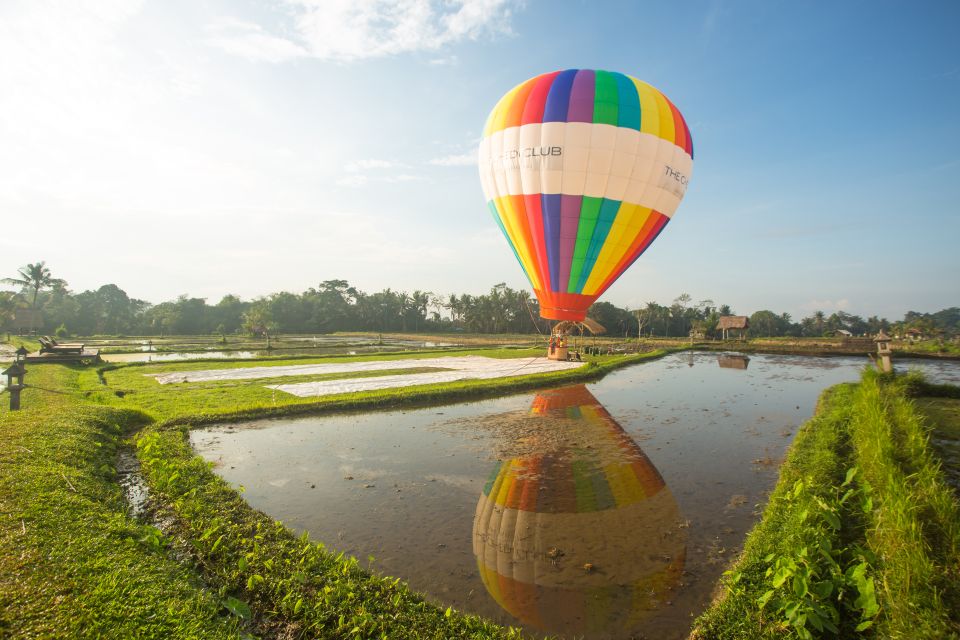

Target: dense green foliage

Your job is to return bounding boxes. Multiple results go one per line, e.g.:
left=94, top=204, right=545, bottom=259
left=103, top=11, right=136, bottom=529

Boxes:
left=3, top=262, right=958, bottom=339
left=693, top=371, right=960, bottom=639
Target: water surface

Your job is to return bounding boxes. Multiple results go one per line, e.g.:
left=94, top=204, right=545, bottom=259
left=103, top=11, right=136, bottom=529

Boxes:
left=191, top=352, right=960, bottom=639
left=101, top=336, right=461, bottom=362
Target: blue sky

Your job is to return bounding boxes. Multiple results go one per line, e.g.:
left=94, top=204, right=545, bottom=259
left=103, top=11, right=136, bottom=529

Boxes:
left=0, top=0, right=957, bottom=319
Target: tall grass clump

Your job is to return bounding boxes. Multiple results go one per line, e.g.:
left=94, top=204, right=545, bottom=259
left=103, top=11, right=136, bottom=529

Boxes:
left=848, top=369, right=960, bottom=638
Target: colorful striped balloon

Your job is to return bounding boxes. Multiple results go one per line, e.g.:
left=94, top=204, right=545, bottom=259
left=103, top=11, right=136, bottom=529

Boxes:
left=478, top=69, right=694, bottom=321
left=472, top=385, right=686, bottom=635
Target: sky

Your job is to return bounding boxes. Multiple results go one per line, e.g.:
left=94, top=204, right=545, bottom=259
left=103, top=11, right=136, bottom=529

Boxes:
left=0, top=0, right=958, bottom=320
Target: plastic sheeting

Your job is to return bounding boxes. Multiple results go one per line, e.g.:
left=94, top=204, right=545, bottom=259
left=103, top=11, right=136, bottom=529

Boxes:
left=151, top=355, right=584, bottom=392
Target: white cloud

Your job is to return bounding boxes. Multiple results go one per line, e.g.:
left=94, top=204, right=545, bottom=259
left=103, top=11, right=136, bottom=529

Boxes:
left=336, top=174, right=370, bottom=187
left=800, top=298, right=851, bottom=313
left=428, top=152, right=476, bottom=166
left=205, top=17, right=308, bottom=63
left=336, top=169, right=424, bottom=187
left=428, top=55, right=459, bottom=65
left=207, top=0, right=516, bottom=63
left=338, top=158, right=423, bottom=186
left=344, top=158, right=405, bottom=172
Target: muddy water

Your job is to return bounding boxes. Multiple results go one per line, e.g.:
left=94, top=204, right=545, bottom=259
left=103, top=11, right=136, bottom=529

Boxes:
left=190, top=353, right=960, bottom=639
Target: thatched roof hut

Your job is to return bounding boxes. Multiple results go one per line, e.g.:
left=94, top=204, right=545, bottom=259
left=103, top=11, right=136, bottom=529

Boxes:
left=554, top=318, right=606, bottom=335
left=717, top=315, right=749, bottom=340
left=9, top=309, right=42, bottom=332
left=717, top=316, right=749, bottom=330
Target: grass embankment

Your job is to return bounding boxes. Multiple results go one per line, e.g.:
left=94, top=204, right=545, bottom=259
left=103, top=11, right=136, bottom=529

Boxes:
left=700, top=336, right=960, bottom=359
left=78, top=347, right=670, bottom=425
left=3, top=345, right=674, bottom=638
left=0, top=365, right=244, bottom=638
left=693, top=369, right=960, bottom=639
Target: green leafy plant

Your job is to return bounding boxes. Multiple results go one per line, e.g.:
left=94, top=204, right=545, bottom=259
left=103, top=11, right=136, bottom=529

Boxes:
left=747, top=470, right=879, bottom=638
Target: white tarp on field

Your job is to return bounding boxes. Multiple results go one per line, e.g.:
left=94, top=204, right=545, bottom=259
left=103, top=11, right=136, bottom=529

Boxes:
left=267, top=356, right=585, bottom=397
left=151, top=355, right=584, bottom=390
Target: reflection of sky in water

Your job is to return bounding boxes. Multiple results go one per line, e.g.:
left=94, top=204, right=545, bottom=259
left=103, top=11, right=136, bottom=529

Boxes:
left=191, top=353, right=960, bottom=640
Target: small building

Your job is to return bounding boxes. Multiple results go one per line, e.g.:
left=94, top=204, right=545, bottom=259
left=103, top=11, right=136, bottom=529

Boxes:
left=717, top=315, right=749, bottom=340
left=904, top=328, right=924, bottom=342
left=9, top=309, right=42, bottom=334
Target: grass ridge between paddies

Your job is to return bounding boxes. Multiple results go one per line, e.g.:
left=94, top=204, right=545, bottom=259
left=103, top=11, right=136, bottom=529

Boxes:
left=77, top=347, right=671, bottom=426
left=691, top=369, right=960, bottom=640
left=2, top=347, right=672, bottom=639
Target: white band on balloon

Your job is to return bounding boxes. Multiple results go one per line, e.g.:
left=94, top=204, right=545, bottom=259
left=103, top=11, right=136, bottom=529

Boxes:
left=478, top=122, right=693, bottom=219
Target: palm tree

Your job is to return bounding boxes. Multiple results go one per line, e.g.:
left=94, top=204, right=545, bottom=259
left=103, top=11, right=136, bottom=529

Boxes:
left=813, top=310, right=826, bottom=336
left=3, top=261, right=66, bottom=309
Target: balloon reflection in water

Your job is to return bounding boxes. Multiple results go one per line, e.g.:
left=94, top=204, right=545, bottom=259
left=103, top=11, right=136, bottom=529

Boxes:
left=472, top=385, right=686, bottom=636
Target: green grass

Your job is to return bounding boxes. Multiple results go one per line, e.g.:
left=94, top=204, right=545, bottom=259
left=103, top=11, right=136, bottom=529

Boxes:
left=848, top=370, right=960, bottom=638
left=9, top=336, right=959, bottom=638
left=2, top=343, right=674, bottom=639
left=692, top=370, right=960, bottom=639
left=0, top=365, right=245, bottom=639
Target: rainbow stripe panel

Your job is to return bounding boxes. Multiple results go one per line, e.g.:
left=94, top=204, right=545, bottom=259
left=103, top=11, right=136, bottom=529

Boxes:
left=478, top=69, right=694, bottom=321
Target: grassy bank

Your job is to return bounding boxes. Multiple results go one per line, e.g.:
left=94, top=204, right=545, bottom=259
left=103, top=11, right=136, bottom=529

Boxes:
left=3, top=345, right=676, bottom=638
left=696, top=336, right=960, bottom=359
left=0, top=365, right=244, bottom=638
left=692, top=369, right=960, bottom=639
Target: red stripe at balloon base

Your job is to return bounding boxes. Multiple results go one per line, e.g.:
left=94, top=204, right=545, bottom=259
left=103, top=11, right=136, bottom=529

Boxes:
left=535, top=290, right=598, bottom=322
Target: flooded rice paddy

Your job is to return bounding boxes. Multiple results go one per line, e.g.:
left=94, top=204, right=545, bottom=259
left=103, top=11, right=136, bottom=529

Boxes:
left=99, top=336, right=462, bottom=362
left=192, top=352, right=960, bottom=639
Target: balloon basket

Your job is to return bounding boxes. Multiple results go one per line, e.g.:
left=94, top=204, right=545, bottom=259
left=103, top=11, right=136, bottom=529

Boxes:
left=546, top=324, right=581, bottom=362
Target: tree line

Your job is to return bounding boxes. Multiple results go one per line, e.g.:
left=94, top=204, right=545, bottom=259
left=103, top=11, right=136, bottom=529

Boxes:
left=1, top=262, right=957, bottom=339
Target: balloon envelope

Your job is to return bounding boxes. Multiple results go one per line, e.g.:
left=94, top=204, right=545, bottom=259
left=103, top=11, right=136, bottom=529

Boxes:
left=478, top=69, right=694, bottom=321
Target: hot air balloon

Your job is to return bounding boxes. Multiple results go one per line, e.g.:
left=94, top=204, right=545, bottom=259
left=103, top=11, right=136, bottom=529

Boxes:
left=472, top=385, right=686, bottom=636
left=478, top=69, right=694, bottom=323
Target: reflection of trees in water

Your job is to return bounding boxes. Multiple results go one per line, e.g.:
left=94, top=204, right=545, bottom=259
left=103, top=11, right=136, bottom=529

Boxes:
left=472, top=385, right=687, bottom=637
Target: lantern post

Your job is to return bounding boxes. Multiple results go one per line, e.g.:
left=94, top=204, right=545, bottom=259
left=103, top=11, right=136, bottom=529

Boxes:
left=874, top=330, right=893, bottom=373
